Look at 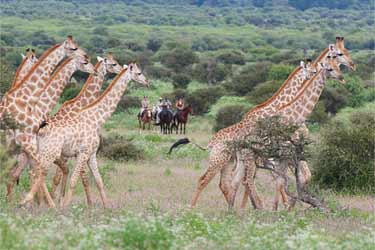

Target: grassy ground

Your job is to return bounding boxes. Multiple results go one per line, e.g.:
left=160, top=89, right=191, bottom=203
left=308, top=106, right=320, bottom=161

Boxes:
left=0, top=108, right=374, bottom=250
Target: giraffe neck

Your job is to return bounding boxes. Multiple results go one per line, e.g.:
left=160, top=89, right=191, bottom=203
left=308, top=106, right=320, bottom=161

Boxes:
left=52, top=61, right=106, bottom=121
left=279, top=69, right=327, bottom=124
left=4, top=44, right=65, bottom=107
left=32, top=58, right=77, bottom=123
left=79, top=69, right=131, bottom=127
left=11, top=57, right=32, bottom=88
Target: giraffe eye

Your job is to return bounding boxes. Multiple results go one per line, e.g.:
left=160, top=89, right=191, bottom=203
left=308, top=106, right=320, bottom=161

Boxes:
left=112, top=63, right=117, bottom=66
left=333, top=56, right=337, bottom=58
left=327, top=56, right=331, bottom=59
left=338, top=53, right=343, bottom=56
left=70, top=48, right=78, bottom=51
left=137, top=73, right=142, bottom=76
left=327, top=69, right=333, bottom=72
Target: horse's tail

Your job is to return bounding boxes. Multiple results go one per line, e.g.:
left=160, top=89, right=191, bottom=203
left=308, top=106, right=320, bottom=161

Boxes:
left=168, top=138, right=207, bottom=154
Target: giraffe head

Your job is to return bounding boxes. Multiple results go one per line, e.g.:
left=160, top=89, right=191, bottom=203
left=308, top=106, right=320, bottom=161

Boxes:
left=63, top=35, right=87, bottom=58
left=319, top=54, right=345, bottom=83
left=21, top=48, right=38, bottom=67
left=72, top=54, right=96, bottom=75
left=335, top=37, right=355, bottom=71
left=300, top=59, right=317, bottom=80
left=126, top=63, right=150, bottom=87
left=96, top=52, right=122, bottom=75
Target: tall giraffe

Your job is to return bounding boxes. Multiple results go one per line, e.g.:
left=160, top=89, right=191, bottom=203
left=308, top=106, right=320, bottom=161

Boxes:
left=168, top=41, right=354, bottom=209
left=48, top=53, right=122, bottom=203
left=235, top=38, right=355, bottom=210
left=10, top=48, right=38, bottom=89
left=20, top=63, right=149, bottom=208
left=5, top=54, right=96, bottom=202
left=241, top=57, right=345, bottom=208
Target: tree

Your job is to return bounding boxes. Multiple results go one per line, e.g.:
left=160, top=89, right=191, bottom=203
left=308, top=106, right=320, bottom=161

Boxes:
left=147, top=38, right=162, bottom=52
left=234, top=116, right=331, bottom=211
left=160, top=46, right=198, bottom=73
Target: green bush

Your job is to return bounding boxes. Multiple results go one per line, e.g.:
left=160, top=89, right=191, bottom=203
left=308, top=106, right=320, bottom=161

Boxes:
left=267, top=64, right=294, bottom=81
left=308, top=100, right=329, bottom=124
left=312, top=107, right=375, bottom=193
left=213, top=105, right=247, bottom=132
left=216, top=51, right=245, bottom=65
left=116, top=95, right=141, bottom=113
left=224, top=62, right=271, bottom=96
left=172, top=73, right=191, bottom=89
left=60, top=86, right=81, bottom=103
left=192, top=59, right=230, bottom=84
left=99, top=135, right=144, bottom=161
left=186, top=86, right=224, bottom=115
left=247, top=80, right=281, bottom=105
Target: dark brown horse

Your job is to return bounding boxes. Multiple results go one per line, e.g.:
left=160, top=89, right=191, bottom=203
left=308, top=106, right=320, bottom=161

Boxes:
left=174, top=105, right=193, bottom=134
left=138, top=108, right=152, bottom=130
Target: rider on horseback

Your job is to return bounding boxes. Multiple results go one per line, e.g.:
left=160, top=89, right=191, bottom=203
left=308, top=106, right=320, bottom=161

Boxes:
left=175, top=97, right=185, bottom=117
left=138, top=96, right=150, bottom=118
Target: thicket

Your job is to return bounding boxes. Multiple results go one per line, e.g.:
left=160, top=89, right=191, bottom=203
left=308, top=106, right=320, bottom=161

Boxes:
left=312, top=106, right=375, bottom=193
left=98, top=135, right=144, bottom=161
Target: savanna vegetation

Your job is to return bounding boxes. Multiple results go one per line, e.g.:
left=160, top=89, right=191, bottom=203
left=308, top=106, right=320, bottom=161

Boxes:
left=0, top=1, right=374, bottom=249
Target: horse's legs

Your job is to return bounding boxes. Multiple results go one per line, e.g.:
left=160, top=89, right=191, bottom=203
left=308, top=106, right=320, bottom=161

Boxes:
left=183, top=122, right=186, bottom=134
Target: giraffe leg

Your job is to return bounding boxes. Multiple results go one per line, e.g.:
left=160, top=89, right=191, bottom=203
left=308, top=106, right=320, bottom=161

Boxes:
left=88, top=154, right=108, bottom=208
left=243, top=156, right=264, bottom=210
left=191, top=149, right=231, bottom=208
left=219, top=163, right=233, bottom=208
left=6, top=152, right=29, bottom=202
left=63, top=154, right=89, bottom=208
left=240, top=188, right=249, bottom=209
left=51, top=167, right=63, bottom=200
left=227, top=152, right=248, bottom=209
left=80, top=167, right=93, bottom=207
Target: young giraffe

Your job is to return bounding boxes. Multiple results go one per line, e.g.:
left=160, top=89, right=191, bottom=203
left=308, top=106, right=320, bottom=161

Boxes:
left=48, top=53, right=122, bottom=203
left=241, top=56, right=345, bottom=209
left=21, top=63, right=149, bottom=208
left=10, top=48, right=38, bottom=89
left=5, top=54, right=96, bottom=203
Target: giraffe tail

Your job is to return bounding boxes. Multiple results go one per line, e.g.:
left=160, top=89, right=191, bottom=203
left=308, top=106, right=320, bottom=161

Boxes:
left=168, top=138, right=207, bottom=154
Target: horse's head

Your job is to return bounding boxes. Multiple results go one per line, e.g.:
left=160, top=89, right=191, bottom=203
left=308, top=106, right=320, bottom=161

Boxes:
left=186, top=104, right=193, bottom=115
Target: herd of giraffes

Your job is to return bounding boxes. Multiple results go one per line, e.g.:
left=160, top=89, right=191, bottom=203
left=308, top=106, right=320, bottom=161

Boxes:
left=0, top=35, right=355, bottom=211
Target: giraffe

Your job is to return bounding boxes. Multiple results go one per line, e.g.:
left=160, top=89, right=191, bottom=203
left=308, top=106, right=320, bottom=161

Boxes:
left=241, top=56, right=345, bottom=209
left=20, top=63, right=149, bottom=208
left=1, top=36, right=89, bottom=204
left=48, top=53, right=122, bottom=202
left=168, top=41, right=354, bottom=210
left=10, top=48, right=38, bottom=89
left=235, top=38, right=355, bottom=210
left=5, top=53, right=96, bottom=203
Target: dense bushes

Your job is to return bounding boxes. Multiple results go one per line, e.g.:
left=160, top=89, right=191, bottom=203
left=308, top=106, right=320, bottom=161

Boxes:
left=116, top=95, right=141, bottom=113
left=312, top=106, right=375, bottom=193
left=213, top=105, right=247, bottom=132
left=99, top=135, right=144, bottom=161
left=60, top=86, right=81, bottom=103
left=186, top=86, right=224, bottom=115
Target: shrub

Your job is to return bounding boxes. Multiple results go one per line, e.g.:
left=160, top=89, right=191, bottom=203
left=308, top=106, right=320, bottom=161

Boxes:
left=0, top=61, right=13, bottom=97
left=99, top=135, right=144, bottom=161
left=147, top=38, right=162, bottom=52
left=172, top=73, right=191, bottom=89
left=224, top=62, right=271, bottom=96
left=116, top=95, right=141, bottom=113
left=192, top=59, right=230, bottom=84
left=267, top=64, right=294, bottom=82
left=146, top=65, right=172, bottom=79
left=213, top=105, right=247, bottom=132
left=308, top=100, right=329, bottom=124
left=247, top=80, right=281, bottom=105
left=160, top=46, right=198, bottom=73
left=60, top=86, right=81, bottom=103
left=216, top=51, right=245, bottom=65
left=312, top=108, right=375, bottom=193
left=186, top=86, right=224, bottom=115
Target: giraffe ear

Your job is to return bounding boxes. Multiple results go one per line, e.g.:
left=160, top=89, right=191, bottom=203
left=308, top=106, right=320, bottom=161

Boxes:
left=97, top=56, right=104, bottom=62
left=123, top=64, right=128, bottom=69
left=21, top=54, right=26, bottom=60
left=329, top=44, right=335, bottom=51
left=300, top=61, right=305, bottom=68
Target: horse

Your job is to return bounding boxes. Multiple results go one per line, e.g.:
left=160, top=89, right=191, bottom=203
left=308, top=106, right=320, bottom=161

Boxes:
left=174, top=105, right=193, bottom=134
left=158, top=107, right=174, bottom=134
left=138, top=108, right=152, bottom=130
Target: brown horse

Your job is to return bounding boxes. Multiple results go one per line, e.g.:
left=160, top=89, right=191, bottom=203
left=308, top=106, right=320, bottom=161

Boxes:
left=139, top=108, right=152, bottom=130
left=174, top=105, right=193, bottom=134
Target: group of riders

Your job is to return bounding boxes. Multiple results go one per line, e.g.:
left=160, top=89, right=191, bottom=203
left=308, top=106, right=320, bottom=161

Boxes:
left=138, top=96, right=185, bottom=124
